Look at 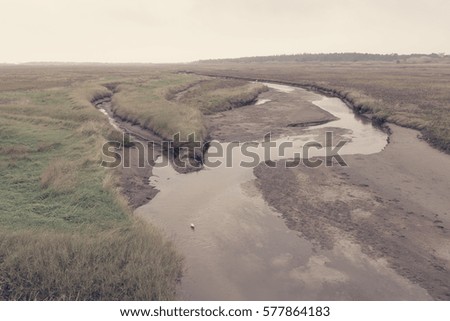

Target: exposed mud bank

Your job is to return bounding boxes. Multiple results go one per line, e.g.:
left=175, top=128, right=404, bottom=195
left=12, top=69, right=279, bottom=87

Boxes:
left=92, top=95, right=161, bottom=209
left=181, top=71, right=393, bottom=135
left=205, top=83, right=337, bottom=142
left=253, top=124, right=450, bottom=300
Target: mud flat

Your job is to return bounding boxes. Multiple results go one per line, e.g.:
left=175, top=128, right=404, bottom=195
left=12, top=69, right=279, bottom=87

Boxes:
left=254, top=124, right=450, bottom=300
left=135, top=84, right=438, bottom=300
left=206, top=83, right=337, bottom=142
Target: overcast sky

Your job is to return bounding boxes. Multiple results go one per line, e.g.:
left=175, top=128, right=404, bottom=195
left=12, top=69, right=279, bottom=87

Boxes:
left=0, top=0, right=448, bottom=63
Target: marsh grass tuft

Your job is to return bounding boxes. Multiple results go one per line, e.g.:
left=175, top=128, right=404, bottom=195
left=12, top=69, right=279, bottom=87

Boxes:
left=0, top=221, right=182, bottom=300
left=40, top=158, right=77, bottom=193
left=173, top=78, right=268, bottom=114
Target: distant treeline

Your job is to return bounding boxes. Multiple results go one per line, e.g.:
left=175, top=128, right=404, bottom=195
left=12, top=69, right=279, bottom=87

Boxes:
left=198, top=53, right=447, bottom=63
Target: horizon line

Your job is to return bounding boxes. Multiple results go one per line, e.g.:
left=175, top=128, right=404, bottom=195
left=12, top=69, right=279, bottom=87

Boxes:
left=1, top=52, right=447, bottom=65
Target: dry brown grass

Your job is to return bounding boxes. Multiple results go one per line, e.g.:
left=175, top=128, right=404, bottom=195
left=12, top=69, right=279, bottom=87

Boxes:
left=75, top=120, right=105, bottom=137
left=36, top=142, right=61, bottom=153
left=0, top=221, right=182, bottom=300
left=111, top=76, right=207, bottom=143
left=40, top=158, right=77, bottom=193
left=0, top=145, right=30, bottom=155
left=172, top=78, right=268, bottom=114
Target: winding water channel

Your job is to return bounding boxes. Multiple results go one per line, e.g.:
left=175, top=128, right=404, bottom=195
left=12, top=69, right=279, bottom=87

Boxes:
left=133, top=83, right=430, bottom=300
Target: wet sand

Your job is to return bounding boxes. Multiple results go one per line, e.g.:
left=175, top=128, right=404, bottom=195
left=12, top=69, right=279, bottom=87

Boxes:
left=254, top=124, right=450, bottom=300
left=206, top=83, right=337, bottom=142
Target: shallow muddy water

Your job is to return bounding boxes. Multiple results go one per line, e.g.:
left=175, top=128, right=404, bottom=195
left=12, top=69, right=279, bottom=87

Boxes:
left=135, top=84, right=431, bottom=300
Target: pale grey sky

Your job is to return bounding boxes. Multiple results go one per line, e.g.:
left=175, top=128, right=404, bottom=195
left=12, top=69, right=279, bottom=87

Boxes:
left=0, top=0, right=448, bottom=63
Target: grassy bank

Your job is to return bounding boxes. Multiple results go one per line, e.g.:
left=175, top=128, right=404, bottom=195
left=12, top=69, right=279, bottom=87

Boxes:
left=0, top=66, right=182, bottom=300
left=185, top=62, right=450, bottom=153
left=111, top=73, right=207, bottom=143
left=110, top=73, right=267, bottom=143
left=167, top=77, right=268, bottom=114
left=0, top=222, right=181, bottom=300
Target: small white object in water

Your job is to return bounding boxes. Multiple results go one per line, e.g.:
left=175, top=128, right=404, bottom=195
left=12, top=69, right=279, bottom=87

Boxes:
left=190, top=223, right=195, bottom=230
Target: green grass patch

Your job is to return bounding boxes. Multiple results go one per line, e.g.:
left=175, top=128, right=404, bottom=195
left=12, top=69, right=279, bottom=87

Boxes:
left=0, top=67, right=183, bottom=300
